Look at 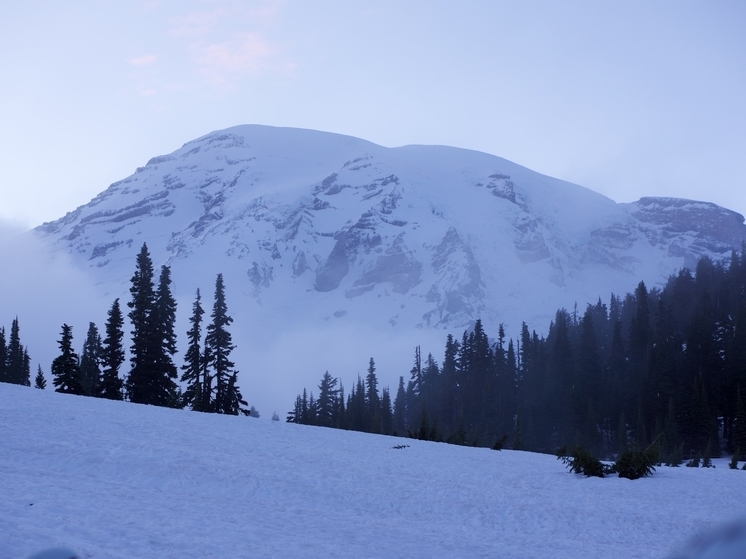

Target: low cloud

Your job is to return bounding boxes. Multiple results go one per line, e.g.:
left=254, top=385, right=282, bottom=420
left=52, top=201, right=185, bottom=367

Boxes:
left=0, top=225, right=107, bottom=382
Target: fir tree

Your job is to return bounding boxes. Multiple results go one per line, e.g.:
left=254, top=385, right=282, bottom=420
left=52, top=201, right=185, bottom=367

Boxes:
left=21, top=348, right=31, bottom=387
left=7, top=318, right=24, bottom=385
left=99, top=299, right=125, bottom=400
left=126, top=244, right=178, bottom=407
left=79, top=322, right=102, bottom=397
left=393, top=376, right=407, bottom=435
left=0, top=327, right=6, bottom=383
left=51, top=324, right=84, bottom=395
left=181, top=289, right=206, bottom=410
left=205, top=274, right=247, bottom=415
left=316, top=371, right=339, bottom=427
left=152, top=265, right=179, bottom=406
left=34, top=365, right=46, bottom=389
left=126, top=243, right=157, bottom=403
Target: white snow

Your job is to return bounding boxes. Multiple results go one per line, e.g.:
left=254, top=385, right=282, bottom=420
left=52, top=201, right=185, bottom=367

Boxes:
left=2, top=382, right=745, bottom=559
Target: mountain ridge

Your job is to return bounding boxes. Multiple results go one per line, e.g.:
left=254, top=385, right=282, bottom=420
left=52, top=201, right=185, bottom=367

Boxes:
left=30, top=124, right=746, bottom=413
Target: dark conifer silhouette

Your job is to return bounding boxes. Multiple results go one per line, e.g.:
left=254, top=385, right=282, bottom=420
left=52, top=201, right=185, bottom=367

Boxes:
left=51, top=324, right=84, bottom=395
left=99, top=299, right=125, bottom=400
left=205, top=274, right=248, bottom=415
left=79, top=322, right=102, bottom=397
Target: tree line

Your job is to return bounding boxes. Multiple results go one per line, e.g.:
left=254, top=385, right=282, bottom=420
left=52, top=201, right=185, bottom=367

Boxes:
left=2, top=243, right=250, bottom=416
left=289, top=245, right=746, bottom=462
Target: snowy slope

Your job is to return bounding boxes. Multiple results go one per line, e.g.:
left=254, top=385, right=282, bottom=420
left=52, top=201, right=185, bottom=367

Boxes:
left=2, top=382, right=745, bottom=559
left=26, top=125, right=746, bottom=415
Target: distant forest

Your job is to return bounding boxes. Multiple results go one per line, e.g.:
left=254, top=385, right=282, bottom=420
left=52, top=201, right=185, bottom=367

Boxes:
left=289, top=244, right=746, bottom=462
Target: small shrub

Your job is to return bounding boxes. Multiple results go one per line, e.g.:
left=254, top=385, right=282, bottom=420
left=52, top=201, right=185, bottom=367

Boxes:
left=686, top=455, right=701, bottom=468
left=556, top=445, right=615, bottom=478
left=702, top=440, right=714, bottom=468
left=729, top=447, right=741, bottom=470
left=491, top=434, right=508, bottom=451
left=615, top=444, right=658, bottom=480
left=666, top=442, right=684, bottom=467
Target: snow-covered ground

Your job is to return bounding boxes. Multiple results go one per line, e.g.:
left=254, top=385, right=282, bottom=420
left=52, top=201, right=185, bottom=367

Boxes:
left=2, top=382, right=745, bottom=559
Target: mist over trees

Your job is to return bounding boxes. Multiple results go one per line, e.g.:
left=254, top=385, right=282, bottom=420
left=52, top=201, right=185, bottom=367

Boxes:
left=289, top=245, right=746, bottom=462
left=1, top=243, right=251, bottom=417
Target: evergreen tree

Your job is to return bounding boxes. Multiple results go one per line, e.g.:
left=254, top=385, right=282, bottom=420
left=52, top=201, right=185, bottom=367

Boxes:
left=0, top=327, right=6, bottom=383
left=317, top=371, right=339, bottom=427
left=21, top=348, right=31, bottom=387
left=34, top=365, right=46, bottom=389
left=152, top=265, right=179, bottom=405
left=7, top=318, right=24, bottom=385
left=365, top=358, right=381, bottom=432
left=181, top=289, right=206, bottom=410
left=51, top=324, right=84, bottom=395
left=381, top=386, right=393, bottom=435
left=126, top=243, right=157, bottom=403
left=393, top=376, right=407, bottom=435
left=79, top=322, right=102, bottom=397
left=126, top=244, right=178, bottom=407
left=99, top=299, right=125, bottom=400
left=205, top=274, right=247, bottom=415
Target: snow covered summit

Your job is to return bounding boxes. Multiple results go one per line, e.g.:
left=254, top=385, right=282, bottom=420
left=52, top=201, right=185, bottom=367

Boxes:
left=31, top=125, right=746, bottom=413
left=35, top=124, right=746, bottom=332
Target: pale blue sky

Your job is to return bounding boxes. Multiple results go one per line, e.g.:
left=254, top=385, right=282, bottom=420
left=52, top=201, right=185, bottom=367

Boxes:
left=1, top=0, right=745, bottom=227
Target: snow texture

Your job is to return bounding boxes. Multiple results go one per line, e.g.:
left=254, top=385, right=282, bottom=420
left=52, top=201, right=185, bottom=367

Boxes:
left=2, top=383, right=746, bottom=559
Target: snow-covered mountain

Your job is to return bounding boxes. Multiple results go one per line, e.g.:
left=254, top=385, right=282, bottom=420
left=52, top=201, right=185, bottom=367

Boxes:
left=31, top=125, right=746, bottom=413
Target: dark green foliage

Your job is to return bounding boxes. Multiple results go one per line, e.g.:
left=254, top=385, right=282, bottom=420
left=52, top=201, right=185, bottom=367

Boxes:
left=491, top=434, right=508, bottom=451
left=181, top=290, right=206, bottom=411
left=127, top=245, right=179, bottom=407
left=79, top=322, right=102, bottom=397
left=686, top=455, right=701, bottom=468
left=393, top=376, right=407, bottom=435
left=2, top=318, right=30, bottom=386
left=99, top=299, right=125, bottom=400
left=702, top=439, right=714, bottom=468
left=34, top=365, right=46, bottom=389
left=666, top=442, right=684, bottom=467
left=205, top=274, right=248, bottom=415
left=556, top=445, right=614, bottom=478
left=286, top=246, right=746, bottom=458
left=0, top=327, right=6, bottom=382
left=615, top=444, right=658, bottom=479
left=51, top=324, right=84, bottom=395
left=730, top=447, right=740, bottom=469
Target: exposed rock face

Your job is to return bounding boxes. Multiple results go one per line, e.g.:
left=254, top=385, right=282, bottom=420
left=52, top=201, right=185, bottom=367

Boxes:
left=34, top=125, right=746, bottom=334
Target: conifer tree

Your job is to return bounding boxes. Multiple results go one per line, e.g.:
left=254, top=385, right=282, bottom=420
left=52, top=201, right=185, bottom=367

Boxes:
left=99, top=299, right=125, bottom=400
left=21, top=348, right=31, bottom=387
left=34, top=365, right=46, bottom=389
left=51, top=324, right=84, bottom=395
left=393, top=376, right=407, bottom=435
left=317, top=371, right=339, bottom=427
left=205, top=274, right=248, bottom=415
left=126, top=244, right=178, bottom=406
left=126, top=244, right=156, bottom=403
left=79, top=322, right=102, bottom=396
left=181, top=289, right=206, bottom=410
left=7, top=318, right=24, bottom=385
left=0, top=327, right=6, bottom=383
left=152, top=265, right=179, bottom=405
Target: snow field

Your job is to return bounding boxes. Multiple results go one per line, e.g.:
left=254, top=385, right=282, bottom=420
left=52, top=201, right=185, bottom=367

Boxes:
left=2, top=382, right=745, bottom=558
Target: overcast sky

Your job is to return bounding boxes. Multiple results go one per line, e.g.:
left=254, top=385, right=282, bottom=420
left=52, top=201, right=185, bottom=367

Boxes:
left=1, top=0, right=745, bottom=228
